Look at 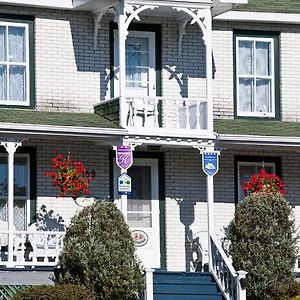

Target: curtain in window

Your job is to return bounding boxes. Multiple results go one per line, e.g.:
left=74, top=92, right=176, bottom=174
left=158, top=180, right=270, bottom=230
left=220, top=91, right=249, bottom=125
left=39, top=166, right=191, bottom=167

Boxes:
left=238, top=40, right=253, bottom=75
left=9, top=65, right=25, bottom=101
left=8, top=27, right=25, bottom=63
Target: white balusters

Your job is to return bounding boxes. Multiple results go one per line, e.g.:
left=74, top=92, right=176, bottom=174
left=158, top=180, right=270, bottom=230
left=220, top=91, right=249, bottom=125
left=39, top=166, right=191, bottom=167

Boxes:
left=126, top=96, right=208, bottom=131
left=0, top=231, right=65, bottom=267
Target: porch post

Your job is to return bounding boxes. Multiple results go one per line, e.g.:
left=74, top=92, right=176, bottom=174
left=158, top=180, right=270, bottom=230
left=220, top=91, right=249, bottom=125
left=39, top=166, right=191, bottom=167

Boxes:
left=1, top=140, right=22, bottom=266
left=120, top=167, right=128, bottom=222
left=205, top=8, right=213, bottom=133
left=206, top=146, right=214, bottom=272
left=118, top=0, right=127, bottom=127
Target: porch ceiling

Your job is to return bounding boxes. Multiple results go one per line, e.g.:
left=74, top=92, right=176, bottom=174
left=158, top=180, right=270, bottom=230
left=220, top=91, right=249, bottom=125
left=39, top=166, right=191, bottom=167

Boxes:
left=73, top=0, right=248, bottom=17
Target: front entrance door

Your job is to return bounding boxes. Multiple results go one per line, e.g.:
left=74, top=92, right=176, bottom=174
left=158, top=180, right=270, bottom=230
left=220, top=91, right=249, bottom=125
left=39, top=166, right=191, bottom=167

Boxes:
left=114, top=30, right=156, bottom=97
left=114, top=158, right=160, bottom=268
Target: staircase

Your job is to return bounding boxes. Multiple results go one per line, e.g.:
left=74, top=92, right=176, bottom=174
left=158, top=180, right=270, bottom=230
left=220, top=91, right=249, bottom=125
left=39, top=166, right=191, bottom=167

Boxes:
left=153, top=271, right=224, bottom=300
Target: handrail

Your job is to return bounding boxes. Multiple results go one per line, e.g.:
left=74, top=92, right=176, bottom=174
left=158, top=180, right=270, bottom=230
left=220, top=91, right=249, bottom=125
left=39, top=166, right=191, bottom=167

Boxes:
left=210, top=234, right=247, bottom=300
left=125, top=95, right=208, bottom=103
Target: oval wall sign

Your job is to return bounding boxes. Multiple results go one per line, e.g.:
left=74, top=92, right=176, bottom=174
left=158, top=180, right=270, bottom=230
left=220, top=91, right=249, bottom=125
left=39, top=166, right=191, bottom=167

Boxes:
left=75, top=197, right=95, bottom=207
left=131, top=230, right=148, bottom=247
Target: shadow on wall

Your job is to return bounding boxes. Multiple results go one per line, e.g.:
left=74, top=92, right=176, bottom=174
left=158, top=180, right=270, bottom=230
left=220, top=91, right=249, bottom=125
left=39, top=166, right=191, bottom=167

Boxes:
left=69, top=14, right=110, bottom=101
left=178, top=198, right=196, bottom=272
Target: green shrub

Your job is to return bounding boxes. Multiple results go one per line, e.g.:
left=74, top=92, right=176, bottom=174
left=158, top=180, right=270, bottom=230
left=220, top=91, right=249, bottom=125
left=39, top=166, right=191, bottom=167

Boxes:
left=57, top=200, right=144, bottom=300
left=227, top=192, right=299, bottom=300
left=12, top=284, right=96, bottom=300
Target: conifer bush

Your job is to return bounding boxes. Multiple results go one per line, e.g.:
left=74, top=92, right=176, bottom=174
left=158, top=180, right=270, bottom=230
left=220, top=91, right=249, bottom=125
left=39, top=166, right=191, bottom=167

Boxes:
left=227, top=192, right=299, bottom=300
left=57, top=200, right=144, bottom=300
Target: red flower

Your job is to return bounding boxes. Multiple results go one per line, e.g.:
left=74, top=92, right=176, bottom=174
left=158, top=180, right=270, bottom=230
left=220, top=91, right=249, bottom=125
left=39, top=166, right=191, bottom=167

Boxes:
left=242, top=169, right=285, bottom=197
left=45, top=154, right=95, bottom=200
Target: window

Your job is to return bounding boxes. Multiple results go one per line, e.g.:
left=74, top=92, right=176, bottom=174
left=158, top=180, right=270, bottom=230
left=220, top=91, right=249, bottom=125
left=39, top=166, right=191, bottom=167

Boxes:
left=0, top=17, right=34, bottom=107
left=234, top=32, right=279, bottom=118
left=235, top=156, right=281, bottom=202
left=0, top=147, right=36, bottom=231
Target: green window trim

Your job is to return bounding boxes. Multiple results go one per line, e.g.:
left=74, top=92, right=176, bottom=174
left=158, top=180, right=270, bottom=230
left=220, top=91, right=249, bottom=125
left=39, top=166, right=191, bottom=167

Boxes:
left=0, top=14, right=35, bottom=109
left=233, top=30, right=280, bottom=120
left=234, top=155, right=281, bottom=203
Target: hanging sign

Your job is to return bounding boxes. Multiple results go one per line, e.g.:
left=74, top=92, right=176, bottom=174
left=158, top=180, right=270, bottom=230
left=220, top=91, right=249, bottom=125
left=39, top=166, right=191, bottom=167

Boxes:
left=75, top=197, right=96, bottom=207
left=116, top=146, right=133, bottom=170
left=131, top=230, right=148, bottom=247
left=118, top=172, right=132, bottom=195
left=202, top=151, right=219, bottom=176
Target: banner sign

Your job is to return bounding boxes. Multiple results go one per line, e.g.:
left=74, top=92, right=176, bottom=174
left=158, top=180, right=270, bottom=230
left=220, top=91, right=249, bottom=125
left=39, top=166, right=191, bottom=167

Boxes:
left=116, top=146, right=133, bottom=170
left=202, top=151, right=219, bottom=177
left=118, top=172, right=132, bottom=195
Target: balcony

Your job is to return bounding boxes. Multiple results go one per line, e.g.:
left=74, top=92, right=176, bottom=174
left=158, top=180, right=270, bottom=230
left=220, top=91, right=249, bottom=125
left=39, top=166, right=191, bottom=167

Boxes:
left=95, top=96, right=211, bottom=140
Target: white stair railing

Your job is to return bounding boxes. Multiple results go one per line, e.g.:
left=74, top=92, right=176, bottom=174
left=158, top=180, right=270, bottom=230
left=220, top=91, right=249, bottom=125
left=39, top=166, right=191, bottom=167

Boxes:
left=210, top=234, right=247, bottom=300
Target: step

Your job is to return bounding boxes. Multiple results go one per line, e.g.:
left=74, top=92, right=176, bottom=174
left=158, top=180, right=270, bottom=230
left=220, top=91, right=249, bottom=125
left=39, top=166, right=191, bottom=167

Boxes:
left=153, top=271, right=214, bottom=284
left=153, top=294, right=224, bottom=300
left=154, top=282, right=219, bottom=294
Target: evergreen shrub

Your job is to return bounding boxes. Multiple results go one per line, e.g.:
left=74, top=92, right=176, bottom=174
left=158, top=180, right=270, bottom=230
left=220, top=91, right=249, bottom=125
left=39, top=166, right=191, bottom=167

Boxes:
left=57, top=200, right=144, bottom=300
left=227, top=192, right=299, bottom=300
left=12, top=284, right=95, bottom=300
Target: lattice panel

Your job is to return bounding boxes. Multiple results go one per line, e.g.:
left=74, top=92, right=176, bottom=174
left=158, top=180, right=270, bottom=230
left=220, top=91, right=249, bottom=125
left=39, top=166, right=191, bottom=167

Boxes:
left=0, top=285, right=27, bottom=300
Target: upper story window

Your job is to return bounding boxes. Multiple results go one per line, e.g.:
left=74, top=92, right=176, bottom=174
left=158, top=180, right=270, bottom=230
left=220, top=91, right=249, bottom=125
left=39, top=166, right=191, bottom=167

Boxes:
left=234, top=32, right=279, bottom=119
left=0, top=17, right=34, bottom=108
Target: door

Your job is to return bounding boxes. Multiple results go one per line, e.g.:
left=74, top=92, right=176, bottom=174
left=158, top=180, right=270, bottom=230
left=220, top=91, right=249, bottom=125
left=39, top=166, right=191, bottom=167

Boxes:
left=114, top=158, right=161, bottom=268
left=114, top=30, right=156, bottom=97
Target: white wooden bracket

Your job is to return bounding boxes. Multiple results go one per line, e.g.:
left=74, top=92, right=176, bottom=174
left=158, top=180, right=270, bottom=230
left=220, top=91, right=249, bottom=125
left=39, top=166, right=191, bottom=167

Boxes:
left=173, top=7, right=210, bottom=45
left=123, top=4, right=158, bottom=38
left=177, top=17, right=189, bottom=56
left=93, top=4, right=118, bottom=50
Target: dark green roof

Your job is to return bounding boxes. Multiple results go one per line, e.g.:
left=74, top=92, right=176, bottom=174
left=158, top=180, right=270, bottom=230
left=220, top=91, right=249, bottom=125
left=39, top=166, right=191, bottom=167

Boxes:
left=214, top=119, right=300, bottom=137
left=0, top=109, right=121, bottom=129
left=235, top=0, right=300, bottom=14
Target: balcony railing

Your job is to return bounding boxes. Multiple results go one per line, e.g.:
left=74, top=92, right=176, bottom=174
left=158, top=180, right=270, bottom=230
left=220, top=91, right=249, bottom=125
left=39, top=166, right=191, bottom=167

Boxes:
left=123, top=96, right=208, bottom=135
left=0, top=230, right=65, bottom=268
left=210, top=234, right=247, bottom=300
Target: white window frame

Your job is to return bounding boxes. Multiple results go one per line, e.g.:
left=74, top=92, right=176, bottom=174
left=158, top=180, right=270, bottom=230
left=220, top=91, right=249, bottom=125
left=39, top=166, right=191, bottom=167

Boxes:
left=236, top=36, right=275, bottom=118
left=0, top=153, right=30, bottom=229
left=113, top=30, right=156, bottom=97
left=237, top=161, right=276, bottom=202
left=0, top=21, right=30, bottom=106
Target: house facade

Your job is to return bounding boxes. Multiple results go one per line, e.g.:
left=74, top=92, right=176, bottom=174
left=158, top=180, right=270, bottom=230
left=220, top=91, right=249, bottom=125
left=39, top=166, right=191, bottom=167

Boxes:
left=0, top=0, right=299, bottom=298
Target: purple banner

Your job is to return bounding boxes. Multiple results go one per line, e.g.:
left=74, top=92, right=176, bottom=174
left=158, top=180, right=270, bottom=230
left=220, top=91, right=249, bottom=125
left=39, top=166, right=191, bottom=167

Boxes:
left=116, top=146, right=133, bottom=170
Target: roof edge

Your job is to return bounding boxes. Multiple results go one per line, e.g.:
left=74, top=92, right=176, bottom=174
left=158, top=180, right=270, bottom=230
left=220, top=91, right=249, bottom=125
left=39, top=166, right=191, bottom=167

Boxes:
left=215, top=11, right=300, bottom=24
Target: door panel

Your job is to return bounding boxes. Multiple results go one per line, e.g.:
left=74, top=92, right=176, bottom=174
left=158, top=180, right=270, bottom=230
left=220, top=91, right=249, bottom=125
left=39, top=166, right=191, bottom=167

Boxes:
left=114, top=30, right=156, bottom=97
left=114, top=158, right=160, bottom=268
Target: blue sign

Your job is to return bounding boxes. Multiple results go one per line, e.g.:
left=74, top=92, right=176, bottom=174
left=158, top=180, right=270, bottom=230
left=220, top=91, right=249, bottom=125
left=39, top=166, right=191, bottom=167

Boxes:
left=202, top=152, right=219, bottom=176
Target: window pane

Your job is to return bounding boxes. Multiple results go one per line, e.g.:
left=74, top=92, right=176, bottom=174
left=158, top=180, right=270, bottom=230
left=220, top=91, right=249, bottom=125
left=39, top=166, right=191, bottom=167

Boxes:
left=14, top=199, right=26, bottom=230
left=239, top=78, right=254, bottom=112
left=128, top=212, right=152, bottom=227
left=14, top=157, right=28, bottom=197
left=8, top=26, right=25, bottom=63
left=0, top=26, right=6, bottom=62
left=239, top=165, right=255, bottom=201
left=238, top=40, right=253, bottom=75
left=0, top=157, right=8, bottom=197
left=9, top=65, right=26, bottom=101
left=0, top=199, right=7, bottom=222
left=256, top=79, right=271, bottom=113
left=256, top=41, right=271, bottom=76
left=0, top=65, right=7, bottom=100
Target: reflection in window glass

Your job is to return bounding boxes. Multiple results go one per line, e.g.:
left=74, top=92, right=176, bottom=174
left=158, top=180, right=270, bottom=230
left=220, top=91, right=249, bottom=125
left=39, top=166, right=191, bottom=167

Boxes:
left=238, top=162, right=275, bottom=201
